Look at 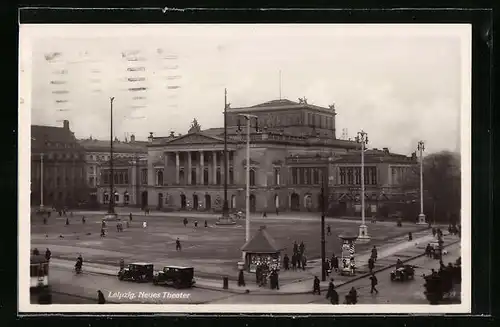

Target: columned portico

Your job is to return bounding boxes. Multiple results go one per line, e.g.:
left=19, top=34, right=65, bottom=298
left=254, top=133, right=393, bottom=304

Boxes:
left=187, top=151, right=192, bottom=185
left=199, top=151, right=205, bottom=185
left=212, top=151, right=217, bottom=184
left=175, top=152, right=180, bottom=184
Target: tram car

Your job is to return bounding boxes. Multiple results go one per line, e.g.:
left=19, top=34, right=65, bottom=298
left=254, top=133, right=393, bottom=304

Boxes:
left=30, top=255, right=49, bottom=290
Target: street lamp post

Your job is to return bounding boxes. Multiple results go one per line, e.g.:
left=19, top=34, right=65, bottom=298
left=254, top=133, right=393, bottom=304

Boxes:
left=237, top=114, right=258, bottom=248
left=40, top=153, right=44, bottom=209
left=417, top=141, right=427, bottom=225
left=320, top=174, right=327, bottom=281
left=216, top=89, right=236, bottom=225
left=104, top=97, right=118, bottom=220
left=356, top=130, right=370, bottom=243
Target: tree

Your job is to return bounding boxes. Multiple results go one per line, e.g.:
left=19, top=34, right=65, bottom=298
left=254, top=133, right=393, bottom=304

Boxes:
left=402, top=151, right=461, bottom=223
left=188, top=118, right=202, bottom=133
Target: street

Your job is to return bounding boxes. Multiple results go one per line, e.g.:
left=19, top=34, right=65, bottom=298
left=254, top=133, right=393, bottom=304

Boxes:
left=46, top=266, right=235, bottom=304
left=42, top=242, right=460, bottom=305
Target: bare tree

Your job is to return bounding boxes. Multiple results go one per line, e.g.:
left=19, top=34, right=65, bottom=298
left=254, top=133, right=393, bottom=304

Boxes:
left=401, top=151, right=461, bottom=223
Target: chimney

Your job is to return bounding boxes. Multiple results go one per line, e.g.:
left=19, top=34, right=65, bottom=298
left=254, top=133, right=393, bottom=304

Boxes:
left=170, top=131, right=175, bottom=137
left=148, top=132, right=154, bottom=143
left=130, top=134, right=135, bottom=142
left=63, top=120, right=70, bottom=130
left=383, top=147, right=389, bottom=154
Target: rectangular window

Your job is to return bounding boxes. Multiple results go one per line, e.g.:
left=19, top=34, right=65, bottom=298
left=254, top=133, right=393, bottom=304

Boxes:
left=141, top=169, right=148, bottom=184
left=371, top=167, right=377, bottom=185
left=292, top=168, right=298, bottom=185
left=364, top=167, right=369, bottom=185
left=124, top=171, right=129, bottom=184
left=355, top=167, right=361, bottom=185
left=274, top=168, right=280, bottom=185
left=303, top=168, right=309, bottom=185
left=340, top=168, right=346, bottom=185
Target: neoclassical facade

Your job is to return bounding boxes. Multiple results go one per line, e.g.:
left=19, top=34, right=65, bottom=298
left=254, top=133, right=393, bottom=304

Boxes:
left=142, top=99, right=359, bottom=212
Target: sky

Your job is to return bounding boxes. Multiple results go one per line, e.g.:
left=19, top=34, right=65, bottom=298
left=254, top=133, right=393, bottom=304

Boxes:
left=21, top=24, right=470, bottom=155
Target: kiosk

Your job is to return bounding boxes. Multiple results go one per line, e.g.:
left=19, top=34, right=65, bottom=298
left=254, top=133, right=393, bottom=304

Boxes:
left=241, top=225, right=283, bottom=273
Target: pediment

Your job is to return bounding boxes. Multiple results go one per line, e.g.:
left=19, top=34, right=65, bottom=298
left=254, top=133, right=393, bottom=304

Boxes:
left=166, top=132, right=223, bottom=145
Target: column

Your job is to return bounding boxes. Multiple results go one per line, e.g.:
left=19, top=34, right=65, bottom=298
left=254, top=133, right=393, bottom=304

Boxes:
left=163, top=152, right=168, bottom=185
left=187, top=151, right=192, bottom=185
left=212, top=151, right=217, bottom=184
left=175, top=152, right=180, bottom=185
left=199, top=151, right=205, bottom=185
left=220, top=150, right=225, bottom=184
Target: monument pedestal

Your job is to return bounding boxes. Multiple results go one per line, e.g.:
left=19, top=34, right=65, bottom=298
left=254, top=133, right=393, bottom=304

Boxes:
left=357, top=224, right=371, bottom=243
left=216, top=213, right=236, bottom=225
left=103, top=213, right=120, bottom=221
left=417, top=213, right=427, bottom=225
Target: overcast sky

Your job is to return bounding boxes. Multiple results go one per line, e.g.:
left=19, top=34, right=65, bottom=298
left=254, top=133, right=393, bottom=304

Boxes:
left=21, top=24, right=470, bottom=155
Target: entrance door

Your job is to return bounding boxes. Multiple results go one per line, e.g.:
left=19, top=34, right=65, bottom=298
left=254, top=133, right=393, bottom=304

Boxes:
left=158, top=193, right=163, bottom=209
left=180, top=194, right=187, bottom=210
left=193, top=194, right=199, bottom=210
left=290, top=193, right=300, bottom=211
left=205, top=194, right=211, bottom=210
left=141, top=191, right=148, bottom=209
left=249, top=194, right=256, bottom=213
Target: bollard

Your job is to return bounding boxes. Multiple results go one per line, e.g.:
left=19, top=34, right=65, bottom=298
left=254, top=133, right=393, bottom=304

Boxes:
left=223, top=276, right=229, bottom=289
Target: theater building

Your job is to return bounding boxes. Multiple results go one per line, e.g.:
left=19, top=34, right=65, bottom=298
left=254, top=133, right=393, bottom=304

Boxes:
left=31, top=120, right=87, bottom=208
left=142, top=98, right=360, bottom=212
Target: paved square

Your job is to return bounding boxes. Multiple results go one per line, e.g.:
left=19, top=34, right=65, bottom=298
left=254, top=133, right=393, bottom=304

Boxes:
left=30, top=211, right=425, bottom=277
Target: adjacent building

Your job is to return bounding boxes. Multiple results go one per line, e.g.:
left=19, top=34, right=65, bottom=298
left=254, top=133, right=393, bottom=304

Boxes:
left=78, top=135, right=148, bottom=207
left=31, top=120, right=87, bottom=208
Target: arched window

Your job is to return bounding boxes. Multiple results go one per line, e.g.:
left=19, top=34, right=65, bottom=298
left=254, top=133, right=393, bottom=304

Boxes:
left=274, top=168, right=280, bottom=185
left=313, top=168, right=319, bottom=184
left=124, top=191, right=130, bottom=204
left=114, top=192, right=119, bottom=202
left=156, top=170, right=163, bottom=186
left=249, top=169, right=256, bottom=186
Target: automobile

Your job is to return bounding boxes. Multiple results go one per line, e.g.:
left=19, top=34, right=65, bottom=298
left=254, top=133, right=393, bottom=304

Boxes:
left=390, top=264, right=415, bottom=281
left=153, top=266, right=196, bottom=289
left=117, top=262, right=154, bottom=282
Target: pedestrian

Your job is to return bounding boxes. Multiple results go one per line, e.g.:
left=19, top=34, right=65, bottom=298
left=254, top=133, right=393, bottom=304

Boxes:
left=43, top=217, right=47, bottom=225
left=129, top=213, right=133, bottom=222
left=396, top=259, right=403, bottom=269
left=371, top=246, right=378, bottom=262
left=312, top=276, right=321, bottom=295
left=348, top=287, right=358, bottom=304
left=326, top=278, right=335, bottom=298
left=332, top=255, right=339, bottom=272
left=369, top=273, right=379, bottom=294
left=299, top=241, right=305, bottom=255
left=101, top=220, right=106, bottom=228
left=48, top=211, right=51, bottom=218
left=175, top=238, right=181, bottom=251
left=408, top=232, right=413, bottom=241
left=45, top=248, right=51, bottom=261
left=291, top=254, right=297, bottom=270
left=183, top=218, right=188, bottom=227
left=255, top=265, right=261, bottom=285
left=297, top=253, right=302, bottom=269
left=349, top=258, right=356, bottom=275
left=326, top=225, right=331, bottom=236
left=302, top=255, right=307, bottom=271
left=323, top=259, right=330, bottom=277
left=432, top=227, right=437, bottom=237
left=238, top=270, right=245, bottom=287
left=33, top=248, right=40, bottom=256
left=97, top=290, right=106, bottom=304
left=126, top=221, right=130, bottom=228
left=194, top=221, right=198, bottom=228
left=204, top=220, right=208, bottom=228
left=82, top=216, right=86, bottom=224
left=65, top=217, right=69, bottom=226
left=263, top=211, right=267, bottom=218
left=116, top=223, right=120, bottom=232
left=100, top=227, right=106, bottom=237
left=283, top=254, right=290, bottom=270
left=368, top=257, right=375, bottom=273
left=119, top=258, right=125, bottom=270
left=142, top=221, right=147, bottom=228
left=58, top=210, right=62, bottom=217
left=293, top=241, right=298, bottom=255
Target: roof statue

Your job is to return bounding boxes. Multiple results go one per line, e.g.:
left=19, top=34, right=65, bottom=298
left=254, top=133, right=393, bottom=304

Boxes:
left=298, top=97, right=308, bottom=104
left=329, top=103, right=336, bottom=110
left=226, top=102, right=231, bottom=109
left=188, top=118, right=202, bottom=134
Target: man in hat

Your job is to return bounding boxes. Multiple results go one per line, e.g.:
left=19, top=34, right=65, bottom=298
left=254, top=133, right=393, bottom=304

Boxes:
left=97, top=290, right=106, bottom=304
left=369, top=273, right=379, bottom=294
left=312, top=276, right=321, bottom=295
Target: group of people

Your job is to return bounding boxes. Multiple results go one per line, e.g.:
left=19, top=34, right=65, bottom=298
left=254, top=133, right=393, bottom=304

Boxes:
left=182, top=218, right=208, bottom=228
left=32, top=248, right=51, bottom=261
left=424, top=257, right=462, bottom=299
left=313, top=276, right=364, bottom=305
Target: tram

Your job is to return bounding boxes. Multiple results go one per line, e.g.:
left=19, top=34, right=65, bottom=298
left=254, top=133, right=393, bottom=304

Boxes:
left=30, top=255, right=49, bottom=290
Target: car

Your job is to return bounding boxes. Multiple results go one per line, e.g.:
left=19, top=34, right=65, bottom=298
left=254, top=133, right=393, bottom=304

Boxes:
left=118, top=262, right=154, bottom=282
left=390, top=264, right=415, bottom=282
left=153, top=266, right=196, bottom=289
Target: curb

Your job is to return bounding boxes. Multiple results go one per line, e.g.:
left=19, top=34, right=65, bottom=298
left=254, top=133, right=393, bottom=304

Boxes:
left=193, top=238, right=461, bottom=296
